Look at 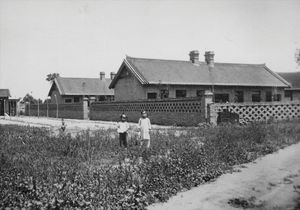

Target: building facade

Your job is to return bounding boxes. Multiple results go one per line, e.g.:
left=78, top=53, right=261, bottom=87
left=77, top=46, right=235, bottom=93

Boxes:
left=109, top=51, right=289, bottom=103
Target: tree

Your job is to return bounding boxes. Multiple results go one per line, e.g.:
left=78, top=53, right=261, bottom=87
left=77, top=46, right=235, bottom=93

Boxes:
left=23, top=94, right=40, bottom=104
left=296, top=48, right=300, bottom=66
left=46, top=73, right=60, bottom=82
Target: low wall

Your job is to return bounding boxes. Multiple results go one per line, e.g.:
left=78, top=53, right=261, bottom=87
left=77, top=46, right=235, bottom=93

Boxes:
left=209, top=101, right=300, bottom=125
left=26, top=103, right=84, bottom=119
left=90, top=98, right=205, bottom=126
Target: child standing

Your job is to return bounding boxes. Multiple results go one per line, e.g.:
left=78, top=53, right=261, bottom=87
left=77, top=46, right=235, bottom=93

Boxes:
left=60, top=118, right=66, bottom=132
left=138, top=111, right=152, bottom=148
left=117, top=114, right=129, bottom=148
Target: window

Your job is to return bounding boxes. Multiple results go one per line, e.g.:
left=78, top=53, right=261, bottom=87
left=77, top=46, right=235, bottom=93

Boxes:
left=284, top=90, right=293, bottom=101
left=252, top=91, right=261, bottom=102
left=98, top=96, right=106, bottom=101
left=266, top=91, right=272, bottom=102
left=234, top=91, right=244, bottom=102
left=273, top=94, right=281, bottom=102
left=64, top=98, right=72, bottom=103
left=176, top=90, right=187, bottom=98
left=160, top=89, right=169, bottom=99
left=214, top=94, right=229, bottom=103
left=74, top=96, right=80, bottom=103
left=147, top=92, right=157, bottom=99
left=196, top=90, right=204, bottom=98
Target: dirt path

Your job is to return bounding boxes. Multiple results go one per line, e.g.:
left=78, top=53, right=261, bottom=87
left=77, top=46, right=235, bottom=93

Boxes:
left=148, top=142, right=300, bottom=210
left=0, top=116, right=176, bottom=136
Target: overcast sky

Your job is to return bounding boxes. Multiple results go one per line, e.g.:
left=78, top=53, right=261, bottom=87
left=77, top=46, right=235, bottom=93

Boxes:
left=0, top=0, right=300, bottom=99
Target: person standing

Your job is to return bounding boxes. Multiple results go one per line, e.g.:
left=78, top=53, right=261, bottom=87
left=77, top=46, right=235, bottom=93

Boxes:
left=138, top=111, right=152, bottom=148
left=60, top=118, right=66, bottom=132
left=117, top=114, right=129, bottom=148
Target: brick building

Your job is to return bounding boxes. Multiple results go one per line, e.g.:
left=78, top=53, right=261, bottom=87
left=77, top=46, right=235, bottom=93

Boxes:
left=278, top=71, right=300, bottom=101
left=48, top=72, right=115, bottom=105
left=109, top=51, right=290, bottom=103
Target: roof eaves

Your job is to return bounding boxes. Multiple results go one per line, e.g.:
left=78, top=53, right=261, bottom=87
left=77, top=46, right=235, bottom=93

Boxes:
left=147, top=81, right=289, bottom=87
left=54, top=78, right=65, bottom=95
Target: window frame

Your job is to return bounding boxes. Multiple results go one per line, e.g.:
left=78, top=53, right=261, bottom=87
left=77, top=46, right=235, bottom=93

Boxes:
left=273, top=94, right=281, bottom=102
left=251, top=90, right=261, bottom=102
left=64, top=98, right=72, bottom=103
left=175, top=89, right=187, bottom=98
left=214, top=93, right=229, bottom=103
left=74, top=96, right=80, bottom=103
left=265, top=91, right=272, bottom=102
left=147, top=92, right=157, bottom=100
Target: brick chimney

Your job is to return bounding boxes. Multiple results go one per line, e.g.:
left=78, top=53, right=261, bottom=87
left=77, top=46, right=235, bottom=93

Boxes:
left=100, top=72, right=105, bottom=80
left=110, top=72, right=116, bottom=80
left=189, top=50, right=200, bottom=64
left=204, top=51, right=215, bottom=68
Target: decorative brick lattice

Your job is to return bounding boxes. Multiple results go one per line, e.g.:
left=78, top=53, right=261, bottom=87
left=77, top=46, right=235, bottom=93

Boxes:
left=91, top=99, right=202, bottom=113
left=210, top=102, right=300, bottom=123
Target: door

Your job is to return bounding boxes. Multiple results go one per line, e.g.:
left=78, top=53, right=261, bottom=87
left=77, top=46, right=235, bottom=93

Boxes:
left=0, top=98, right=4, bottom=116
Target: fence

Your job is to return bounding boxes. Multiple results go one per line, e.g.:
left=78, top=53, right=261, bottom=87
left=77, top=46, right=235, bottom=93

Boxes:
left=25, top=103, right=85, bottom=119
left=90, top=98, right=205, bottom=126
left=209, top=101, right=300, bottom=125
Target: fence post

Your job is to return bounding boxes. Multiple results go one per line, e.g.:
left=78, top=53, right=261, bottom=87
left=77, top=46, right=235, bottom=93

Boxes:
left=83, top=97, right=89, bottom=120
left=204, top=90, right=214, bottom=123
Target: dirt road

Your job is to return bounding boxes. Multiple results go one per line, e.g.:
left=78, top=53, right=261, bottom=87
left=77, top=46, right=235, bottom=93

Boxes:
left=148, top=142, right=300, bottom=210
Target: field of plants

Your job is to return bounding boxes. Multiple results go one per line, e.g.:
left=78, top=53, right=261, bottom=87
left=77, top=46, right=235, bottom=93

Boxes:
left=1, top=120, right=300, bottom=209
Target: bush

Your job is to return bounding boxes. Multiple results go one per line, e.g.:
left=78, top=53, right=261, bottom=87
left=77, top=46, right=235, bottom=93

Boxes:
left=1, top=120, right=300, bottom=209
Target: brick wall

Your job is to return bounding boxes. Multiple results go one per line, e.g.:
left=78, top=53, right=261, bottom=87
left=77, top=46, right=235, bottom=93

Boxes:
left=26, top=103, right=84, bottom=119
left=90, top=98, right=205, bottom=126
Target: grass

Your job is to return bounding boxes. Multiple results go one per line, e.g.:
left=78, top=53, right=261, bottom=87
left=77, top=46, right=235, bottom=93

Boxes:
left=1, top=120, right=300, bottom=209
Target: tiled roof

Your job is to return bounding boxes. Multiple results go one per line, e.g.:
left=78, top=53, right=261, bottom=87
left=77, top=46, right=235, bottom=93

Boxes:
left=0, top=89, right=11, bottom=97
left=278, top=71, right=300, bottom=89
left=49, top=77, right=114, bottom=96
left=110, top=56, right=290, bottom=88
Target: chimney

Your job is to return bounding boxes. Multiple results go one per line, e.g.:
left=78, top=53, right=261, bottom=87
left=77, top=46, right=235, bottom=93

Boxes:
left=189, top=50, right=200, bottom=64
left=100, top=72, right=105, bottom=80
left=110, top=72, right=116, bottom=80
left=204, top=51, right=215, bottom=68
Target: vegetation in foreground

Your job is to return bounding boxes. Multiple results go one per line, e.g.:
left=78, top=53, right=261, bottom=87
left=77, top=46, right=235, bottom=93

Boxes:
left=1, top=120, right=300, bottom=209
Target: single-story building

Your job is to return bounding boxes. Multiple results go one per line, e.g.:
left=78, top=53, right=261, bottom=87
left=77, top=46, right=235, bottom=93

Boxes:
left=109, top=51, right=290, bottom=103
left=0, top=89, right=19, bottom=116
left=0, top=89, right=10, bottom=115
left=48, top=72, right=115, bottom=105
left=277, top=71, right=300, bottom=101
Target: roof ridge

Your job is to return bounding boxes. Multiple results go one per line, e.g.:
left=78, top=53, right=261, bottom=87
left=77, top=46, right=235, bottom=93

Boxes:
left=126, top=55, right=265, bottom=66
left=126, top=55, right=191, bottom=63
left=59, top=77, right=112, bottom=80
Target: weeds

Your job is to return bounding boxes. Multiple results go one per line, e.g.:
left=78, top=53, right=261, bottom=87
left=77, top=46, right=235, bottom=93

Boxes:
left=1, top=120, right=300, bottom=209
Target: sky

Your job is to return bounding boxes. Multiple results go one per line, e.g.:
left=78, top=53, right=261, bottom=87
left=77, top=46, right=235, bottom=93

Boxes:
left=0, top=0, right=300, bottom=99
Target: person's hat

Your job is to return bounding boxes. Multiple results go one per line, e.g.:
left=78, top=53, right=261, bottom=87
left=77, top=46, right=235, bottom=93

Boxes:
left=121, top=114, right=127, bottom=119
left=141, top=110, right=147, bottom=114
